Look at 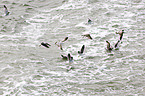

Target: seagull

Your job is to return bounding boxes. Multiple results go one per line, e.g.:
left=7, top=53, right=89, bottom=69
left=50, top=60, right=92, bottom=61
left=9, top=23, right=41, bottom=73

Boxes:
left=61, top=55, right=68, bottom=60
left=55, top=42, right=63, bottom=50
left=106, top=41, right=113, bottom=51
left=40, top=42, right=51, bottom=48
left=78, top=45, right=85, bottom=55
left=88, top=18, right=92, bottom=24
left=67, top=53, right=73, bottom=63
left=116, top=30, right=125, bottom=41
left=82, top=34, right=93, bottom=40
left=4, top=5, right=10, bottom=16
left=55, top=37, right=68, bottom=50
left=61, top=53, right=73, bottom=62
left=62, top=37, right=68, bottom=42
left=114, top=40, right=120, bottom=49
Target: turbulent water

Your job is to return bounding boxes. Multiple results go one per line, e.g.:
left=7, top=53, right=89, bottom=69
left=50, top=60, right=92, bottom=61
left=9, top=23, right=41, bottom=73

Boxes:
left=0, top=0, right=145, bottom=95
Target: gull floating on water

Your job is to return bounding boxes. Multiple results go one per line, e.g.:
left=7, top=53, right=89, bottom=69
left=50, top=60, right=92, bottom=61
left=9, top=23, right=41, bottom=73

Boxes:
left=106, top=41, right=113, bottom=51
left=78, top=45, right=85, bottom=55
left=116, top=30, right=125, bottom=41
left=61, top=53, right=73, bottom=63
left=4, top=5, right=10, bottom=16
left=55, top=36, right=68, bottom=50
left=67, top=53, right=73, bottom=63
left=88, top=18, right=92, bottom=24
left=82, top=34, right=93, bottom=40
left=114, top=40, right=120, bottom=49
left=62, top=37, right=68, bottom=42
left=61, top=54, right=68, bottom=60
left=40, top=42, right=51, bottom=48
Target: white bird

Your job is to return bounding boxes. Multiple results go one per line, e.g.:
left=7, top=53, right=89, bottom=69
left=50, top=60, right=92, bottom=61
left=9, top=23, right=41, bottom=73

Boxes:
left=4, top=5, right=10, bottom=16
left=55, top=37, right=68, bottom=50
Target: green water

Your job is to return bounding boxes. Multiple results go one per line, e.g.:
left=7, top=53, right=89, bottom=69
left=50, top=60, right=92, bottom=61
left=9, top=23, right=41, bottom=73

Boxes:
left=0, top=0, right=145, bottom=95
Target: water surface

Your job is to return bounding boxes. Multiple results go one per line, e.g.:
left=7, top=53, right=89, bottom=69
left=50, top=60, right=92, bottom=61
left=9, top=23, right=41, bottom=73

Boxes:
left=0, top=0, right=145, bottom=95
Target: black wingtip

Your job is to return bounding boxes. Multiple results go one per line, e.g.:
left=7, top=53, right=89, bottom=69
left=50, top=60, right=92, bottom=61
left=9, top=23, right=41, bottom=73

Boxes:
left=67, top=53, right=71, bottom=60
left=80, top=45, right=85, bottom=54
left=90, top=36, right=93, bottom=40
left=78, top=51, right=80, bottom=54
left=115, top=40, right=120, bottom=48
left=61, top=55, right=64, bottom=57
left=83, top=45, right=85, bottom=47
left=65, top=37, right=68, bottom=40
left=82, top=44, right=85, bottom=49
